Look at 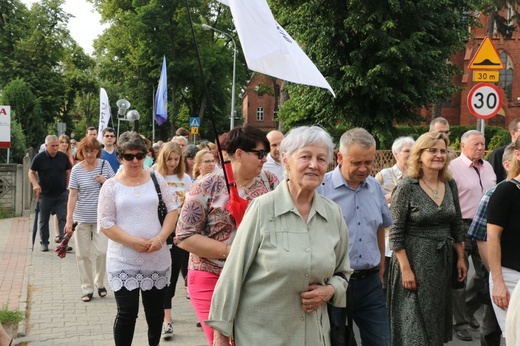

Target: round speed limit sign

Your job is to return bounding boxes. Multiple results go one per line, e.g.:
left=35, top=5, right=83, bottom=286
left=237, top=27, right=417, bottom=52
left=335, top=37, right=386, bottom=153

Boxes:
left=467, top=83, right=503, bottom=120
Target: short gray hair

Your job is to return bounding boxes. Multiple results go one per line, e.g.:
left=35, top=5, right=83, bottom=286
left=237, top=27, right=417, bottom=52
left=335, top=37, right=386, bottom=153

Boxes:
left=461, top=130, right=484, bottom=144
left=391, top=136, right=415, bottom=154
left=171, top=136, right=188, bottom=145
left=280, top=126, right=334, bottom=163
left=339, top=128, right=376, bottom=154
left=429, top=117, right=449, bottom=131
left=45, top=135, right=58, bottom=144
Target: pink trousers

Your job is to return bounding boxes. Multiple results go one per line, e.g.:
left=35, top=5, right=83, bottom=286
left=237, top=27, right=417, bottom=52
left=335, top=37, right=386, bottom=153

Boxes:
left=188, top=269, right=219, bottom=345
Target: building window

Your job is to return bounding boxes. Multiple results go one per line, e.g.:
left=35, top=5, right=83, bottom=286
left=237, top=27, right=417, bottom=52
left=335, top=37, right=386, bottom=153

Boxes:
left=256, top=107, right=264, bottom=121
left=499, top=51, right=513, bottom=102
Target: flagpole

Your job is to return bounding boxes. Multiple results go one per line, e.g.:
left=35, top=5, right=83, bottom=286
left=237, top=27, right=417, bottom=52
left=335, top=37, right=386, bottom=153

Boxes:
left=152, top=85, right=155, bottom=143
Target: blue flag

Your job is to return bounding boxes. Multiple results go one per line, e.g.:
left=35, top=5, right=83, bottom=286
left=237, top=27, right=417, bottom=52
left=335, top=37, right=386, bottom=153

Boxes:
left=154, top=56, right=168, bottom=125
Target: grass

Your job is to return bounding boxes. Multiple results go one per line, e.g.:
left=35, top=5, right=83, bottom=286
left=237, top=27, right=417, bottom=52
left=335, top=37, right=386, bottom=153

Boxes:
left=0, top=205, right=14, bottom=219
left=0, top=305, right=24, bottom=325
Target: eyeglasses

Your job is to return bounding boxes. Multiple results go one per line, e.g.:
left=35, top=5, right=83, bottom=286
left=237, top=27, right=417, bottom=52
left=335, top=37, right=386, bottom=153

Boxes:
left=424, top=148, right=447, bottom=155
left=244, top=149, right=268, bottom=159
left=438, top=131, right=451, bottom=135
left=104, top=135, right=116, bottom=138
left=202, top=159, right=216, bottom=164
left=122, top=152, right=147, bottom=161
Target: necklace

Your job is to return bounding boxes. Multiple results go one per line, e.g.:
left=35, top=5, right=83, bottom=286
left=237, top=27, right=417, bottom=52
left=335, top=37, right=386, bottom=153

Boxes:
left=421, top=179, right=440, bottom=199
left=124, top=171, right=143, bottom=197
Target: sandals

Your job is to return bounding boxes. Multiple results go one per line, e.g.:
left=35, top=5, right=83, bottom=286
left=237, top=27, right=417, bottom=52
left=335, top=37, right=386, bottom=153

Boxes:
left=98, top=287, right=107, bottom=298
left=81, top=293, right=93, bottom=302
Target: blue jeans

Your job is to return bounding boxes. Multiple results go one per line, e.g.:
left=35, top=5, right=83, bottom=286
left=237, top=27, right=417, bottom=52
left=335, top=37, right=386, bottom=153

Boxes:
left=329, top=271, right=390, bottom=346
left=38, top=191, right=68, bottom=245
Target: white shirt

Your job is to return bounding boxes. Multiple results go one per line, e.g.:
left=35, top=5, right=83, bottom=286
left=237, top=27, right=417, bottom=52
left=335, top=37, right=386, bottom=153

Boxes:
left=263, top=154, right=284, bottom=181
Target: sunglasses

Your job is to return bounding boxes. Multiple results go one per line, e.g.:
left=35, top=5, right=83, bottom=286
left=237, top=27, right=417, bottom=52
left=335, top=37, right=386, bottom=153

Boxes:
left=244, top=149, right=268, bottom=159
left=104, top=135, right=116, bottom=138
left=122, top=152, right=147, bottom=161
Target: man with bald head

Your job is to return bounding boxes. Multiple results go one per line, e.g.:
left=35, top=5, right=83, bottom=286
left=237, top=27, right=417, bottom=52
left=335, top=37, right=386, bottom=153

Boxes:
left=263, top=130, right=284, bottom=181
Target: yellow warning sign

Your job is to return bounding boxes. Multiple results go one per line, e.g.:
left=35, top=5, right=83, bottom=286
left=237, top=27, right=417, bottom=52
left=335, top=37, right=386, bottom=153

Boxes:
left=469, top=36, right=504, bottom=70
left=190, top=127, right=199, bottom=135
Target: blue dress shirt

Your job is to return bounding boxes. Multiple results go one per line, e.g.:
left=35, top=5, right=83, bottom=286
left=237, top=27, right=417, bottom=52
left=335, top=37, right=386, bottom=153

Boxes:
left=318, top=165, right=393, bottom=270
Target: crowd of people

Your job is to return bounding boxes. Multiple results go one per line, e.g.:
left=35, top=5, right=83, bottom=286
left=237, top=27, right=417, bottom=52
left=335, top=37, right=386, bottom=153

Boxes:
left=24, top=119, right=520, bottom=346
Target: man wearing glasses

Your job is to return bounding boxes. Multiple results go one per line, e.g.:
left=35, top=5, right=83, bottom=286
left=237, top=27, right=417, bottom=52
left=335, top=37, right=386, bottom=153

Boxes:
left=101, top=128, right=120, bottom=172
left=450, top=130, right=497, bottom=341
left=488, top=118, right=520, bottom=182
left=318, top=128, right=392, bottom=346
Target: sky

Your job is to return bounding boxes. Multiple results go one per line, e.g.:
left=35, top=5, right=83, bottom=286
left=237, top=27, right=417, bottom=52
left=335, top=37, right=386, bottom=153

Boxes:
left=21, top=0, right=106, bottom=55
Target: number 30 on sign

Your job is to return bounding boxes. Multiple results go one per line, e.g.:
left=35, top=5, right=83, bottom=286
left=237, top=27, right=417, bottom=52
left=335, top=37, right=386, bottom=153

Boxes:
left=467, top=83, right=503, bottom=120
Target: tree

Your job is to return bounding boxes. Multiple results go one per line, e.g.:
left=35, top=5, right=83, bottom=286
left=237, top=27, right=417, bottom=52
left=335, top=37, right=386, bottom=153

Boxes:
left=269, top=0, right=477, bottom=142
left=1, top=78, right=45, bottom=148
left=91, top=0, right=247, bottom=141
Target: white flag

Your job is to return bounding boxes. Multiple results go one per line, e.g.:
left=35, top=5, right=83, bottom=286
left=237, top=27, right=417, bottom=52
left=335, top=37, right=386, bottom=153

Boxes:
left=98, top=88, right=111, bottom=142
left=216, top=0, right=335, bottom=96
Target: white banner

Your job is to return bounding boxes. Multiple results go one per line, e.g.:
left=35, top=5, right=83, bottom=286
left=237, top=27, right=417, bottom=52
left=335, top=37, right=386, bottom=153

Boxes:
left=98, top=88, right=111, bottom=142
left=217, top=0, right=335, bottom=96
left=0, top=106, right=11, bottom=148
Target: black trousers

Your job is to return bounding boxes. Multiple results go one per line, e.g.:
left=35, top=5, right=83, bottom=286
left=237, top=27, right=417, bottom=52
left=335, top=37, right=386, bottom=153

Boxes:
left=113, top=286, right=165, bottom=346
left=163, top=244, right=189, bottom=309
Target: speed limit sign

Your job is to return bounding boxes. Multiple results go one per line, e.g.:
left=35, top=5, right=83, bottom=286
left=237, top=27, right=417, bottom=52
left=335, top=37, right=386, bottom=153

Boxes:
left=467, top=83, right=503, bottom=119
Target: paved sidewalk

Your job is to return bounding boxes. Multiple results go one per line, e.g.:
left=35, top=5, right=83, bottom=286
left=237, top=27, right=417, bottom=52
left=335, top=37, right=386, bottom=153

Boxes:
left=0, top=212, right=206, bottom=345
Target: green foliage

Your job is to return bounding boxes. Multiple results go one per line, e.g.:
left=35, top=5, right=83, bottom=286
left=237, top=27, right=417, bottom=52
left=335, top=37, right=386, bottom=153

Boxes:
left=270, top=0, right=477, bottom=142
left=0, top=120, right=27, bottom=164
left=0, top=304, right=24, bottom=324
left=1, top=79, right=44, bottom=148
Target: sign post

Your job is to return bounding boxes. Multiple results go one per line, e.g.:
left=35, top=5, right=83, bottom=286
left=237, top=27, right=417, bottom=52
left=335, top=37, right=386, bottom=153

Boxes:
left=467, top=83, right=503, bottom=120
left=190, top=117, right=200, bottom=144
left=468, top=36, right=504, bottom=133
left=0, top=106, right=11, bottom=163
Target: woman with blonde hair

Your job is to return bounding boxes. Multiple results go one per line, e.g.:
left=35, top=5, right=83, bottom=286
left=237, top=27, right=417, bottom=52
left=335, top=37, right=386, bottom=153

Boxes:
left=387, top=131, right=466, bottom=345
left=54, top=134, right=75, bottom=243
left=155, top=141, right=192, bottom=340
left=193, top=149, right=216, bottom=179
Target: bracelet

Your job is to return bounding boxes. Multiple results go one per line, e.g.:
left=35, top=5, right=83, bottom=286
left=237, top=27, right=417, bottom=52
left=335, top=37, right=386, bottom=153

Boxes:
left=156, top=236, right=164, bottom=247
left=222, top=245, right=229, bottom=259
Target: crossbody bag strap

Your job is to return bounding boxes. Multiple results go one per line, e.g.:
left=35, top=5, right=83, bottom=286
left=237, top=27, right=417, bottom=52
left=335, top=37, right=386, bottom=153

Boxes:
left=509, top=178, right=520, bottom=189
left=150, top=172, right=163, bottom=202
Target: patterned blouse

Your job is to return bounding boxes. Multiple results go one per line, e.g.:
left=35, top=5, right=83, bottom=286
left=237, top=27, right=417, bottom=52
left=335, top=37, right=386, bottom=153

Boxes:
left=175, top=169, right=278, bottom=275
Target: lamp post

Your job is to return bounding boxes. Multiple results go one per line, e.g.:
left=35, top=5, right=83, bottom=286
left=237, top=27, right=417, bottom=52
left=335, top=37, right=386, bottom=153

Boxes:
left=202, top=24, right=236, bottom=131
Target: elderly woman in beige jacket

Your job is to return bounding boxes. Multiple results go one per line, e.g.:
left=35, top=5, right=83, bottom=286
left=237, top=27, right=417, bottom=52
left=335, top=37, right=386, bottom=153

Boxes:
left=207, top=126, right=351, bottom=346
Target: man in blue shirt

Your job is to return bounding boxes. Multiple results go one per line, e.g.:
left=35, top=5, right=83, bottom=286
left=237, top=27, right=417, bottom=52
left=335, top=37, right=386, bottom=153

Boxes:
left=318, top=128, right=392, bottom=346
left=101, top=127, right=120, bottom=173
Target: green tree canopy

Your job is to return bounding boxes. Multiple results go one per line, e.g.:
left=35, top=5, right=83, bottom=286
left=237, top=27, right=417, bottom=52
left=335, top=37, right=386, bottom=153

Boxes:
left=270, top=0, right=477, bottom=143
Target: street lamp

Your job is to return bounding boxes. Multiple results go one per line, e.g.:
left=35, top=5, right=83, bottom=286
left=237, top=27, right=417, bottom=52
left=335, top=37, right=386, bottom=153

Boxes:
left=202, top=24, right=237, bottom=131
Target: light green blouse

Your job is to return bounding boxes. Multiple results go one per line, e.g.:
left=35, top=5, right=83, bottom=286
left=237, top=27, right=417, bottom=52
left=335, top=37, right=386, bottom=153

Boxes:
left=207, top=180, right=351, bottom=346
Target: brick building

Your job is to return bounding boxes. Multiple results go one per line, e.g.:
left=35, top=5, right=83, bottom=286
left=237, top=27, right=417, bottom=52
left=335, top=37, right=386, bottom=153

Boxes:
left=241, top=73, right=281, bottom=131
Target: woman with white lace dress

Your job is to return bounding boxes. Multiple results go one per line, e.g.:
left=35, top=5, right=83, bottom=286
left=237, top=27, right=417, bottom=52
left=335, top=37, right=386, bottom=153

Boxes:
left=98, top=131, right=179, bottom=346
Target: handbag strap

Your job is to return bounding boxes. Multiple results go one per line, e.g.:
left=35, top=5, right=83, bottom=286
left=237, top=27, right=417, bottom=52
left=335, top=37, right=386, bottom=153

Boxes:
left=150, top=172, right=163, bottom=202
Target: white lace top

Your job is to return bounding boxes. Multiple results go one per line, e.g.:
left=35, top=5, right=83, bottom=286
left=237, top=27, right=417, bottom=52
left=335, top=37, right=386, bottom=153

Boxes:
left=98, top=173, right=179, bottom=291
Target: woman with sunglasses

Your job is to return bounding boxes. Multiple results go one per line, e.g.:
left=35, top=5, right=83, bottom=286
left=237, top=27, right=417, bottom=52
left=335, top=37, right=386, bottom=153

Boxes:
left=64, top=136, right=115, bottom=302
left=98, top=132, right=180, bottom=346
left=387, top=132, right=466, bottom=345
left=175, top=124, right=279, bottom=345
